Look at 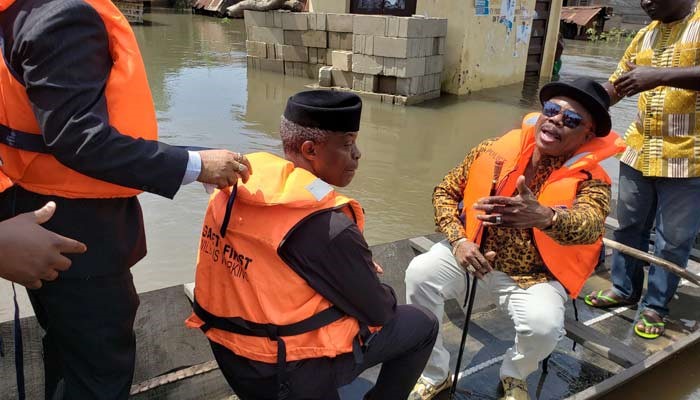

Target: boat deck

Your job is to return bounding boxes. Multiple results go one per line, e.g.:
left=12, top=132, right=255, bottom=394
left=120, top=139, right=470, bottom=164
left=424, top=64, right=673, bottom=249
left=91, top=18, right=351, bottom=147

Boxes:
left=339, top=235, right=700, bottom=400
left=2, top=232, right=700, bottom=399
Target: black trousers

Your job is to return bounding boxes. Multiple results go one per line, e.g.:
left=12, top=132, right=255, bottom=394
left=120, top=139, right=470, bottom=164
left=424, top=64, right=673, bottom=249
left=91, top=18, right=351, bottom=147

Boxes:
left=210, top=304, right=439, bottom=400
left=27, top=271, right=140, bottom=400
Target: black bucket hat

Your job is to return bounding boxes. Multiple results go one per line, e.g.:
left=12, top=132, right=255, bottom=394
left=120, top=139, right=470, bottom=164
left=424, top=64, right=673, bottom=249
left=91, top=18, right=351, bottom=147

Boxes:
left=539, top=78, right=612, bottom=137
left=284, top=90, right=362, bottom=132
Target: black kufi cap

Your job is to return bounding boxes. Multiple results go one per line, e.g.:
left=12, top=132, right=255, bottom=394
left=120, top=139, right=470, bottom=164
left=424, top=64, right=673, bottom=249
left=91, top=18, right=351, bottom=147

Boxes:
left=284, top=90, right=362, bottom=132
left=539, top=78, right=612, bottom=137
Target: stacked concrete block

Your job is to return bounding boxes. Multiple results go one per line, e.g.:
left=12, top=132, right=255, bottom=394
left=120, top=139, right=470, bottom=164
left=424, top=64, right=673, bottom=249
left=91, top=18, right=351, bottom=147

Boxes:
left=309, top=48, right=327, bottom=65
left=244, top=10, right=446, bottom=105
left=282, top=12, right=308, bottom=30
left=352, top=54, right=383, bottom=75
left=330, top=70, right=354, bottom=89
left=329, top=32, right=353, bottom=51
left=348, top=14, right=446, bottom=104
left=283, top=30, right=327, bottom=48
left=327, top=13, right=354, bottom=33
left=277, top=45, right=309, bottom=62
left=319, top=66, right=332, bottom=87
left=331, top=51, right=353, bottom=72
left=245, top=10, right=328, bottom=78
left=286, top=62, right=322, bottom=79
left=352, top=74, right=378, bottom=92
left=309, top=12, right=326, bottom=31
left=246, top=41, right=267, bottom=58
left=353, top=15, right=387, bottom=36
left=248, top=26, right=285, bottom=44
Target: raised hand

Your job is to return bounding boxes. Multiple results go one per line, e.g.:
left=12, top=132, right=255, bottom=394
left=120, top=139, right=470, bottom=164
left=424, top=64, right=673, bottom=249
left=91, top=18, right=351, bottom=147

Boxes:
left=613, top=62, right=665, bottom=97
left=473, top=175, right=554, bottom=230
left=197, top=150, right=253, bottom=188
left=0, top=202, right=87, bottom=289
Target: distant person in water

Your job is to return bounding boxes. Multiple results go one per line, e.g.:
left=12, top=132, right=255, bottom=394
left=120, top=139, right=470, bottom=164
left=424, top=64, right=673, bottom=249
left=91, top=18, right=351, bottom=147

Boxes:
left=405, top=79, right=624, bottom=400
left=552, top=33, right=565, bottom=79
left=585, top=0, right=700, bottom=340
left=187, top=90, right=438, bottom=400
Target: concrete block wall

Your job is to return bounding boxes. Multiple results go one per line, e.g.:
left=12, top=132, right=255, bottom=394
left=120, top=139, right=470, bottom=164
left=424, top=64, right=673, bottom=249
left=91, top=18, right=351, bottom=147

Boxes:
left=244, top=10, right=447, bottom=105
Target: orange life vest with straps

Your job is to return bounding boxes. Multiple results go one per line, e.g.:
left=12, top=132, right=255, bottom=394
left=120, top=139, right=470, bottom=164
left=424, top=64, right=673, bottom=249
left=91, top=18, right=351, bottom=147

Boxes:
left=186, top=152, right=376, bottom=369
left=462, top=113, right=626, bottom=298
left=0, top=0, right=157, bottom=198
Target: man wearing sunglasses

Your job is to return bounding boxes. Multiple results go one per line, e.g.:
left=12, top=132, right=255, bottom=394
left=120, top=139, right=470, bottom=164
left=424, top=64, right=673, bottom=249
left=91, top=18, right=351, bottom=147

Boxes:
left=585, top=0, right=700, bottom=340
left=405, top=78, right=625, bottom=400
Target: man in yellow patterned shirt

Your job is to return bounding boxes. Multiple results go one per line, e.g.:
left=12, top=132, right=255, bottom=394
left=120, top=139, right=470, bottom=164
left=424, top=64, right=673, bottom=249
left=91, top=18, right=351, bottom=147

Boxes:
left=586, top=0, right=700, bottom=340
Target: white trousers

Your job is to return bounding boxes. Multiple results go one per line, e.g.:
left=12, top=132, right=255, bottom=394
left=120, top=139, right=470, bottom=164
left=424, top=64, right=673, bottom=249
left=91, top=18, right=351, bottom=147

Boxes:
left=405, top=240, right=567, bottom=384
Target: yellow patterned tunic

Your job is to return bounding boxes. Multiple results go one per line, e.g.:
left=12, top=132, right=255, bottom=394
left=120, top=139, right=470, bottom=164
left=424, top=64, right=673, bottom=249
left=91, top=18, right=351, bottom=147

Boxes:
left=610, top=6, right=700, bottom=177
left=433, top=138, right=611, bottom=288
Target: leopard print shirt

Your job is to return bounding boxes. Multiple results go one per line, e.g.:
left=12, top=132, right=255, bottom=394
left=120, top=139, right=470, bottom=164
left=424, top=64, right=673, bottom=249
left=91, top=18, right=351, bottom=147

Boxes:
left=433, top=138, right=611, bottom=289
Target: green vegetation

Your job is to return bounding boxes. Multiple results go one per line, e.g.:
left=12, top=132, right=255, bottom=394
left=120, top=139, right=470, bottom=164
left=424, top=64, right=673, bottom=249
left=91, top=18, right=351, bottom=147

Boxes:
left=586, top=27, right=637, bottom=43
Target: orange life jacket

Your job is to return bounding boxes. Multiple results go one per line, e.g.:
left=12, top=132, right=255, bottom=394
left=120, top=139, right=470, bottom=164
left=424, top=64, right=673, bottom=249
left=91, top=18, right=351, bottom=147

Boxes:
left=0, top=0, right=157, bottom=198
left=462, top=113, right=626, bottom=298
left=186, top=152, right=375, bottom=369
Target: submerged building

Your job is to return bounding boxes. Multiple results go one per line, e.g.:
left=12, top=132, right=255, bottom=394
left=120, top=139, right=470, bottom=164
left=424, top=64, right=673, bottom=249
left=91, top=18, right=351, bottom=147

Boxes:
left=305, top=0, right=563, bottom=96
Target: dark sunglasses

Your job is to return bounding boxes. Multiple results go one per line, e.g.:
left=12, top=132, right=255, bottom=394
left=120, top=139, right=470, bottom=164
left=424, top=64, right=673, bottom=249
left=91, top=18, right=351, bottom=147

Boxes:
left=542, top=101, right=586, bottom=129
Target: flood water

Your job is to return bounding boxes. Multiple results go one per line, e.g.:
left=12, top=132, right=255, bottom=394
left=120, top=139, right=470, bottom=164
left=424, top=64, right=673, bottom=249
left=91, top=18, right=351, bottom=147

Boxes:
left=2, top=10, right=699, bottom=399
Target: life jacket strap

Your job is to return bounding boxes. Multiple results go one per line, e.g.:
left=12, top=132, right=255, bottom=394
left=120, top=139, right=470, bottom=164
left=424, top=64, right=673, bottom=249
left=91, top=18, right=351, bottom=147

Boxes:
left=0, top=124, right=49, bottom=153
left=193, top=299, right=346, bottom=338
left=219, top=184, right=237, bottom=238
left=193, top=299, right=347, bottom=399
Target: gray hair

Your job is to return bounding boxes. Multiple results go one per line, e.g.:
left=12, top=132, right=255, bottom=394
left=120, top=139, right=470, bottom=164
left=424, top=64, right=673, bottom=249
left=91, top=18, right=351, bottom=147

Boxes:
left=279, top=116, right=335, bottom=154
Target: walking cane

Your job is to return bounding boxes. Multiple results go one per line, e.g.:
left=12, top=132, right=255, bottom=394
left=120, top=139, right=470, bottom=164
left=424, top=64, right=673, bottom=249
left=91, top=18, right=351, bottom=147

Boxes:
left=448, top=160, right=504, bottom=400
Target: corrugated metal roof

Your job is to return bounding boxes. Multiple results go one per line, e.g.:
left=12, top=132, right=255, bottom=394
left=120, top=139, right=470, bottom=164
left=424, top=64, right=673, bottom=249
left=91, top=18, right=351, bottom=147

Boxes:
left=560, top=6, right=605, bottom=26
left=193, top=0, right=225, bottom=12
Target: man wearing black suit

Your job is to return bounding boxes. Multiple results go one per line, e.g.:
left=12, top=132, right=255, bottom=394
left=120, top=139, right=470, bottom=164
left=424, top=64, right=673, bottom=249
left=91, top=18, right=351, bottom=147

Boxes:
left=0, top=0, right=251, bottom=398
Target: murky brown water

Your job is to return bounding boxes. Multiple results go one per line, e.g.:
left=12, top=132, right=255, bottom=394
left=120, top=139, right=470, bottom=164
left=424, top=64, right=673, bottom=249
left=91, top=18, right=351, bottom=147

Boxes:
left=1, top=10, right=698, bottom=399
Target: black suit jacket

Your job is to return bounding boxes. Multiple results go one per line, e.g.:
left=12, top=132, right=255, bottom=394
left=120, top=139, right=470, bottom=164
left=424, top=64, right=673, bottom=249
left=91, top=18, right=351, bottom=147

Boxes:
left=0, top=0, right=190, bottom=277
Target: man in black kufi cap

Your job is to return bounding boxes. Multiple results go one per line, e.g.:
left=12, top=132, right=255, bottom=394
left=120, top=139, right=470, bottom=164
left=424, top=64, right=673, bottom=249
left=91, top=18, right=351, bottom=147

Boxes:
left=188, top=90, right=439, bottom=400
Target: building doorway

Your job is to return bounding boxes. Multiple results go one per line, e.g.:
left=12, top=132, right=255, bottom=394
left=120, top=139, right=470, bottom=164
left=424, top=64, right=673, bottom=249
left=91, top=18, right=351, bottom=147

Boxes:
left=525, top=0, right=552, bottom=75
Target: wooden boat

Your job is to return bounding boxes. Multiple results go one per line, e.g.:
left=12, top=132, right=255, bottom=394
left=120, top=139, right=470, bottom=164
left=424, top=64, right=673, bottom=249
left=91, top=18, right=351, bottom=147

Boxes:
left=1, top=228, right=700, bottom=400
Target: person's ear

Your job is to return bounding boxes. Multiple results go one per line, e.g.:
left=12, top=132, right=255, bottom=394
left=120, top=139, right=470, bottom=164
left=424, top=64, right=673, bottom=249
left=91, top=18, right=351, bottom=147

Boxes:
left=586, top=130, right=595, bottom=141
left=300, top=140, right=316, bottom=161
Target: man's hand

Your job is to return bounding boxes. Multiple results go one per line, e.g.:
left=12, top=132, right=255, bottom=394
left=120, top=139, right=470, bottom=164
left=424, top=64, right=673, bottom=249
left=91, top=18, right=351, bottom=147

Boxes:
left=197, top=150, right=253, bottom=188
left=613, top=62, right=666, bottom=97
left=373, top=260, right=384, bottom=276
left=473, top=176, right=554, bottom=230
left=0, top=202, right=87, bottom=289
left=453, top=240, right=495, bottom=279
